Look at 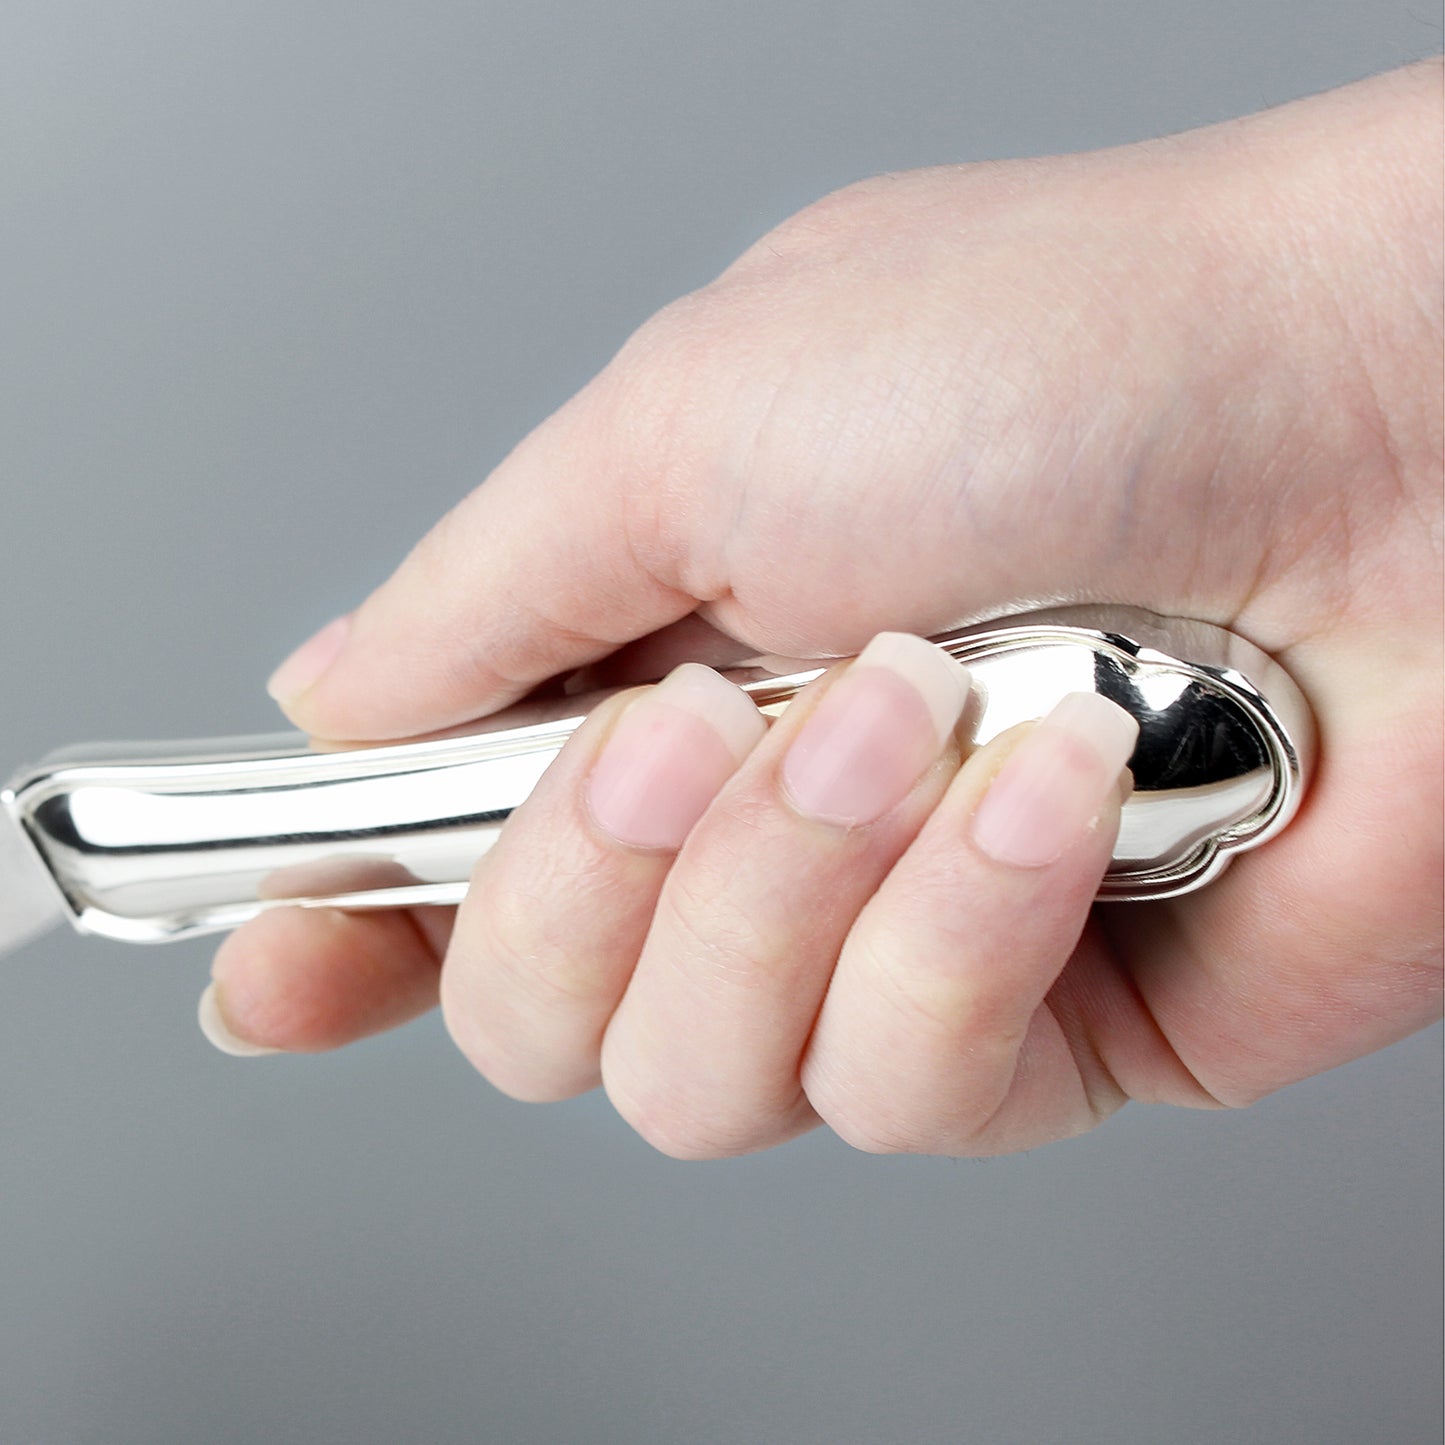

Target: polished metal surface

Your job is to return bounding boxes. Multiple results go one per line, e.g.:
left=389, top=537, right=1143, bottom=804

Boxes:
left=2, top=607, right=1314, bottom=947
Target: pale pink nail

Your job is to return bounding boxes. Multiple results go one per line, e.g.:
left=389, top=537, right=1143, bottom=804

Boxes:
left=971, top=692, right=1139, bottom=868
left=586, top=663, right=766, bottom=850
left=266, top=614, right=351, bottom=705
left=197, top=982, right=282, bottom=1058
left=781, top=633, right=972, bottom=827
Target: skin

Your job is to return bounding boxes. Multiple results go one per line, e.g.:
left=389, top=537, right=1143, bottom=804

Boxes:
left=209, top=60, right=1442, bottom=1159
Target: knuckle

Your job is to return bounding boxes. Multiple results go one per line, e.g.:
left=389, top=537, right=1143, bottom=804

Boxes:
left=724, top=176, right=898, bottom=278
left=463, top=876, right=608, bottom=1010
left=608, top=293, right=727, bottom=453
left=804, top=1066, right=934, bottom=1157
left=438, top=979, right=510, bottom=1091
left=655, top=862, right=779, bottom=999
left=439, top=979, right=596, bottom=1105
left=826, top=1111, right=920, bottom=1157
left=851, top=927, right=1022, bottom=1048
left=600, top=292, right=741, bottom=584
left=636, top=1123, right=736, bottom=1163
left=814, top=1085, right=994, bottom=1158
left=439, top=918, right=603, bottom=1105
left=477, top=1053, right=595, bottom=1106
left=437, top=962, right=487, bottom=1064
left=602, top=1052, right=778, bottom=1161
left=611, top=1092, right=752, bottom=1162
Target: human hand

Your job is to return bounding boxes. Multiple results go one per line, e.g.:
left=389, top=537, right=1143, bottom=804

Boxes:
left=199, top=61, right=1442, bottom=1158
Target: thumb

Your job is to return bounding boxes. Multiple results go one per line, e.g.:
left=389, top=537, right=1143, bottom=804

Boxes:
left=267, top=378, right=698, bottom=742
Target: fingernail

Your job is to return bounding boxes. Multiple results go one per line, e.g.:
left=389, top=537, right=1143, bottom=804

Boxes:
left=781, top=632, right=972, bottom=827
left=197, top=982, right=282, bottom=1058
left=266, top=614, right=351, bottom=705
left=586, top=663, right=766, bottom=850
left=971, top=692, right=1139, bottom=868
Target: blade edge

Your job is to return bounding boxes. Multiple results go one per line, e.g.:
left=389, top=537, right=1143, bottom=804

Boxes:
left=0, top=792, right=70, bottom=958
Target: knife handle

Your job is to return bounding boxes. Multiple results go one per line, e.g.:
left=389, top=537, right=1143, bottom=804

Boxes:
left=3, top=606, right=1313, bottom=944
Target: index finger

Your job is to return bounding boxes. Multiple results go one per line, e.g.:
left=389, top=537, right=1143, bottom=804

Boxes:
left=267, top=368, right=698, bottom=742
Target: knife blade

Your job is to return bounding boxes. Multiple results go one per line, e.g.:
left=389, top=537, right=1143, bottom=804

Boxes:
left=0, top=790, right=70, bottom=958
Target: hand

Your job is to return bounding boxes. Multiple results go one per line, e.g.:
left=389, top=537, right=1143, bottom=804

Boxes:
left=199, top=61, right=1442, bottom=1158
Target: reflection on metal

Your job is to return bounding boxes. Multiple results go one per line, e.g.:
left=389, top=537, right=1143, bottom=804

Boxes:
left=3, top=606, right=1314, bottom=944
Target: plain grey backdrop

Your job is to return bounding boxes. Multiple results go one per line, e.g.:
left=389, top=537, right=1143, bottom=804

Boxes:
left=1, top=5, right=1440, bottom=1443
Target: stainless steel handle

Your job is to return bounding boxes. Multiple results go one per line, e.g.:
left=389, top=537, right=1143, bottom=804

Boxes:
left=3, top=606, right=1314, bottom=943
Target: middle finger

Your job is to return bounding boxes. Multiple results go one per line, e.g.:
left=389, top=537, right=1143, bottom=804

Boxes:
left=601, top=634, right=972, bottom=1158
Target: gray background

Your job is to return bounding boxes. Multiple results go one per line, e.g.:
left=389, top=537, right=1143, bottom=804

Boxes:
left=1, top=4, right=1440, bottom=1442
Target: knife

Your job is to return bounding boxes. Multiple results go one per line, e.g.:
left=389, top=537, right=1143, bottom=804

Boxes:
left=0, top=606, right=1314, bottom=959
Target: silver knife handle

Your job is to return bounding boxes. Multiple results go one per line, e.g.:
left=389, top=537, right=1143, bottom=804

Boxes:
left=3, top=606, right=1314, bottom=944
